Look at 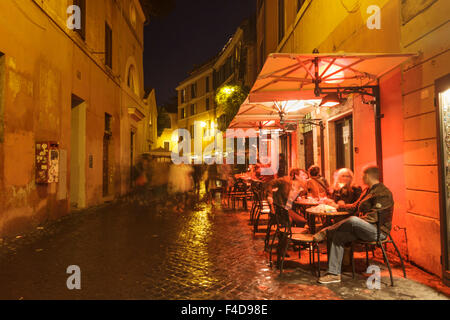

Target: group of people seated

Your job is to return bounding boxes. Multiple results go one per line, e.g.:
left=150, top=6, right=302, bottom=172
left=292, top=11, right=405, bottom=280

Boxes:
left=261, top=161, right=393, bottom=285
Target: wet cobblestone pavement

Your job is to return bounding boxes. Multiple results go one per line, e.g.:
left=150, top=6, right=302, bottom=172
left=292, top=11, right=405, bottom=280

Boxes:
left=0, top=192, right=448, bottom=300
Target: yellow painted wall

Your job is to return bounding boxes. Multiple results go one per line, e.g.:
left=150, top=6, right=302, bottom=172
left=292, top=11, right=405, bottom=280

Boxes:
left=0, top=0, right=150, bottom=236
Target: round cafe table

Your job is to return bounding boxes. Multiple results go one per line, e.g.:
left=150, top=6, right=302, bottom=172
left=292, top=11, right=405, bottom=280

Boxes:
left=294, top=198, right=320, bottom=228
left=305, top=207, right=350, bottom=234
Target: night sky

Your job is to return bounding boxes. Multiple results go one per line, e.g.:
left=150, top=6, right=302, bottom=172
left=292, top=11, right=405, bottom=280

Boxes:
left=143, top=0, right=256, bottom=106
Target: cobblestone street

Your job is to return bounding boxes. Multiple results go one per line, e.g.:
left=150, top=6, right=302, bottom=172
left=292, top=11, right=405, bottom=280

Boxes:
left=0, top=193, right=448, bottom=300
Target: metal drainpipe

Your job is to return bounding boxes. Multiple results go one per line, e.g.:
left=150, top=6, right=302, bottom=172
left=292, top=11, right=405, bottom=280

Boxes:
left=373, top=85, right=384, bottom=182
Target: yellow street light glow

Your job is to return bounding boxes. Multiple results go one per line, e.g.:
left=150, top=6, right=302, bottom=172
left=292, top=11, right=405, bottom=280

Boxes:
left=220, top=86, right=236, bottom=96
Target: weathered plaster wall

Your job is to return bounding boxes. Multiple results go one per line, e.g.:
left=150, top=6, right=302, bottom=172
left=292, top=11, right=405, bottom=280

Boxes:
left=0, top=0, right=149, bottom=236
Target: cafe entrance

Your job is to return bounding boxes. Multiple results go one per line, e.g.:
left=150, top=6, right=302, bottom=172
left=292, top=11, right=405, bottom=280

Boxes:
left=436, top=74, right=450, bottom=286
left=335, top=116, right=354, bottom=171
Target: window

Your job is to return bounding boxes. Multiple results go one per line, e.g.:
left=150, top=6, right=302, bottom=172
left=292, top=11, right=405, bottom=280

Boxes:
left=206, top=120, right=211, bottom=137
left=181, top=88, right=186, bottom=104
left=190, top=104, right=196, bottom=116
left=127, top=65, right=137, bottom=95
left=190, top=124, right=194, bottom=138
left=130, top=3, right=137, bottom=28
left=180, top=108, right=185, bottom=119
left=206, top=77, right=210, bottom=92
left=206, top=98, right=210, bottom=111
left=73, top=0, right=86, bottom=40
left=105, top=22, right=112, bottom=68
left=259, top=39, right=265, bottom=71
left=297, top=0, right=305, bottom=12
left=278, top=0, right=285, bottom=43
left=105, top=113, right=112, bottom=134
left=164, top=141, right=170, bottom=151
left=191, top=83, right=197, bottom=99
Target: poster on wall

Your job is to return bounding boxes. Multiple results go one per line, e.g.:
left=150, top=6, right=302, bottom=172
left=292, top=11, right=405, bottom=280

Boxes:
left=36, top=142, right=59, bottom=184
left=343, top=126, right=350, bottom=145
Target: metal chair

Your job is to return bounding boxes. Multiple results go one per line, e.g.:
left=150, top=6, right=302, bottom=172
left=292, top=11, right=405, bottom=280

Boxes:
left=269, top=204, right=321, bottom=277
left=252, top=186, right=272, bottom=235
left=350, top=207, right=407, bottom=286
left=249, top=181, right=262, bottom=223
left=229, top=179, right=249, bottom=210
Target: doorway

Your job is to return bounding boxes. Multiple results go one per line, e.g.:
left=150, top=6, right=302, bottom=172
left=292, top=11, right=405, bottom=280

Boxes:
left=436, top=74, right=450, bottom=286
left=280, top=133, right=291, bottom=176
left=70, top=94, right=86, bottom=208
left=130, top=130, right=136, bottom=188
left=103, top=113, right=113, bottom=197
left=304, top=131, right=314, bottom=171
left=335, top=116, right=354, bottom=171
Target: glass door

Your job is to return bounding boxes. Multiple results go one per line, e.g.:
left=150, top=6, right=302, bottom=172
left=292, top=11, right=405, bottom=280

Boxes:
left=437, top=74, right=450, bottom=286
left=335, top=116, right=354, bottom=171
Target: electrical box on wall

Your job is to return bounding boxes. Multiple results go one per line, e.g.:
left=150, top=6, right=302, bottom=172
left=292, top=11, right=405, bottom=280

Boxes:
left=36, top=141, right=60, bottom=184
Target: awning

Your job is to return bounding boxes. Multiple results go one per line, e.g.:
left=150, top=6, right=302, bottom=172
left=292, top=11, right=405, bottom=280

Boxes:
left=229, top=53, right=415, bottom=129
left=249, top=53, right=416, bottom=103
left=228, top=97, right=321, bottom=129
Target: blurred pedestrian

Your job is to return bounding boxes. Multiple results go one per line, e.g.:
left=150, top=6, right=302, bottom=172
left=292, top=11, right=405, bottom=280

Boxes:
left=168, top=163, right=193, bottom=212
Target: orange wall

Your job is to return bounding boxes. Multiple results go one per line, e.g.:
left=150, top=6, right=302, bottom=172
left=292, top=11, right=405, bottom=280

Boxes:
left=380, top=70, right=408, bottom=252
left=352, top=96, right=377, bottom=187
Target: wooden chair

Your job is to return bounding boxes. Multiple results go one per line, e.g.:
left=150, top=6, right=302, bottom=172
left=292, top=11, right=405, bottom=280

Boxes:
left=350, top=207, right=407, bottom=286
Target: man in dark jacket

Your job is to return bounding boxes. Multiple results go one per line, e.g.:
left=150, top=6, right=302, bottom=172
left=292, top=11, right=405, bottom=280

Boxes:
left=313, top=165, right=394, bottom=284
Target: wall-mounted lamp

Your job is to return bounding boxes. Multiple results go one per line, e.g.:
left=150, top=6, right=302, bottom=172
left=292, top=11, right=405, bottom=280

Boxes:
left=319, top=92, right=343, bottom=107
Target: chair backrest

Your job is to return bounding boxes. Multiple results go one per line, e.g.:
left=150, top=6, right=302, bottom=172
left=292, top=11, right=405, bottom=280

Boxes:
left=274, top=203, right=292, bottom=235
left=376, top=205, right=394, bottom=241
left=233, top=179, right=248, bottom=192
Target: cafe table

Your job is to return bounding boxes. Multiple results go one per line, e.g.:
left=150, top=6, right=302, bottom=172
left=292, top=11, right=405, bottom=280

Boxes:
left=305, top=206, right=350, bottom=234
left=293, top=198, right=320, bottom=225
left=305, top=207, right=351, bottom=264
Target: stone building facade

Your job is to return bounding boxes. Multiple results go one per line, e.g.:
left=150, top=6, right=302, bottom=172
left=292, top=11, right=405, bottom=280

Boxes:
left=0, top=0, right=154, bottom=236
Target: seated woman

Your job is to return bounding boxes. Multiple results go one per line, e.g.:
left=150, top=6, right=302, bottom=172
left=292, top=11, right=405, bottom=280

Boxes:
left=330, top=168, right=362, bottom=206
left=306, top=165, right=329, bottom=198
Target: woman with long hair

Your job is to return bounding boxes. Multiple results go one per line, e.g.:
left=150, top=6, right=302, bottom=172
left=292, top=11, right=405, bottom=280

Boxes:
left=330, top=168, right=362, bottom=205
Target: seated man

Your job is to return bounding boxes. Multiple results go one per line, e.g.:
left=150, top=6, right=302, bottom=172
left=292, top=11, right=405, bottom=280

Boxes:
left=306, top=165, right=330, bottom=198
left=313, top=165, right=394, bottom=284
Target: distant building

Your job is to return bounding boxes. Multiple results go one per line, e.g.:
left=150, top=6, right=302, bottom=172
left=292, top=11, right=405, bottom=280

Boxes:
left=0, top=0, right=155, bottom=236
left=175, top=18, right=257, bottom=161
left=157, top=112, right=178, bottom=153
